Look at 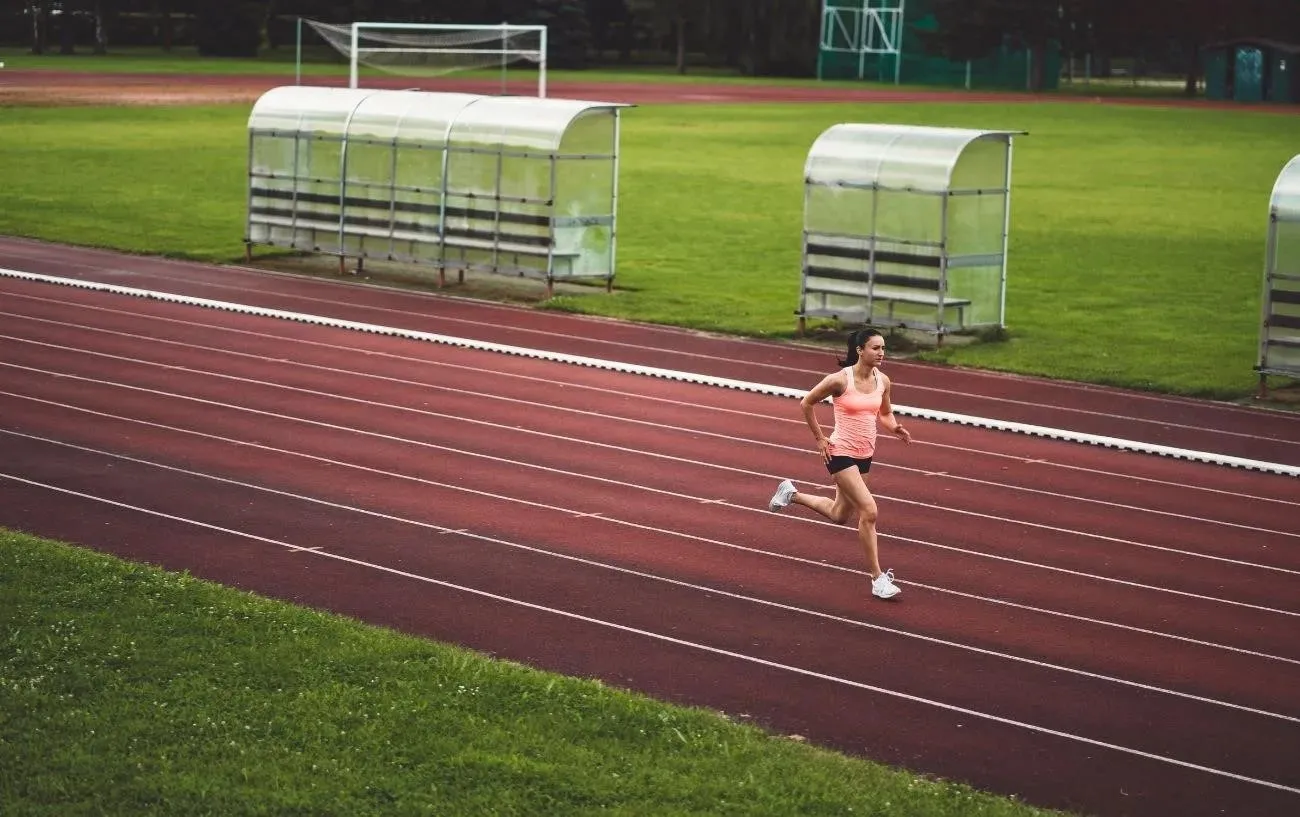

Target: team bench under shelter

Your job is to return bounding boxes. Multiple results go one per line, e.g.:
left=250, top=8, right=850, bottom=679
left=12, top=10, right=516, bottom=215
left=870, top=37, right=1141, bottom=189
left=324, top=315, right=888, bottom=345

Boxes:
left=244, top=86, right=630, bottom=297
left=1258, top=153, right=1300, bottom=397
left=798, top=123, right=1025, bottom=340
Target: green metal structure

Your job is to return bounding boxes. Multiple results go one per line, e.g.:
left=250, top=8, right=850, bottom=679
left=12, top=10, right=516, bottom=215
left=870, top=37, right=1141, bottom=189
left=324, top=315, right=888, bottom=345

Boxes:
left=817, top=0, right=1059, bottom=91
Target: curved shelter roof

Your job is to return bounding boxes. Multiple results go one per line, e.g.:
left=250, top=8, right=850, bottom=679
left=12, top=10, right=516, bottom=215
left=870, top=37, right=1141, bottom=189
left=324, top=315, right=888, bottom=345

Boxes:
left=805, top=123, right=1025, bottom=193
left=1272, top=154, right=1300, bottom=219
left=248, top=85, right=628, bottom=153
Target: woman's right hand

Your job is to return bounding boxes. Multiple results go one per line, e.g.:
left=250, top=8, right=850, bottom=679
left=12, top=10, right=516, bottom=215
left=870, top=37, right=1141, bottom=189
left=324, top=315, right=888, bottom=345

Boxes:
left=815, top=437, right=832, bottom=464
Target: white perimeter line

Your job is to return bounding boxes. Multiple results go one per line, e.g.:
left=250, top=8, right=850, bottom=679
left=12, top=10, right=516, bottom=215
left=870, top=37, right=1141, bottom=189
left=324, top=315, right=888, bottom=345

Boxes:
left=3, top=472, right=1298, bottom=796
left=3, top=268, right=1297, bottom=478
left=7, top=295, right=1293, bottom=509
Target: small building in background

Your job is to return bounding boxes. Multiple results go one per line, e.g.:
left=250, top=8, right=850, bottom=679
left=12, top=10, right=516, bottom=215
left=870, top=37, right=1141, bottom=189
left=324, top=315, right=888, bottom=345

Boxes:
left=1203, top=39, right=1300, bottom=104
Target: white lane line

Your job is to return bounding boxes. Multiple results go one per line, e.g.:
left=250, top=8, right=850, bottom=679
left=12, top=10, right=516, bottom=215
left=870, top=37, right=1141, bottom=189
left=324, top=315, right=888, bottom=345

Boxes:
left=2, top=470, right=1297, bottom=796
left=5, top=253, right=1299, bottom=435
left=14, top=416, right=1287, bottom=669
left=4, top=387, right=1299, bottom=626
left=3, top=336, right=1296, bottom=554
left=5, top=443, right=1295, bottom=724
left=2, top=268, right=1296, bottom=476
left=11, top=259, right=1297, bottom=445
left=5, top=335, right=1294, bottom=567
left=6, top=300, right=1295, bottom=508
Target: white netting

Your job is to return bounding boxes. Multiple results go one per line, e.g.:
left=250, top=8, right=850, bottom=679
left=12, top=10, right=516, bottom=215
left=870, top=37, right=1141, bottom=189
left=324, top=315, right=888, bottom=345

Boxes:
left=304, top=20, right=544, bottom=83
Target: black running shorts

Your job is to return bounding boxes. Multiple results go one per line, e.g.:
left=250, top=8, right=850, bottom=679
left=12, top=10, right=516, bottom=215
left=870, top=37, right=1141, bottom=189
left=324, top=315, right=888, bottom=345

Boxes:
left=826, top=455, right=873, bottom=475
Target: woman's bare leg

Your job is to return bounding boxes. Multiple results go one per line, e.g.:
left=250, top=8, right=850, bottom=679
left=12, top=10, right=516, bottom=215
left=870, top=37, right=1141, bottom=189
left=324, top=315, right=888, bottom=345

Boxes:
left=790, top=488, right=854, bottom=525
left=830, top=469, right=883, bottom=578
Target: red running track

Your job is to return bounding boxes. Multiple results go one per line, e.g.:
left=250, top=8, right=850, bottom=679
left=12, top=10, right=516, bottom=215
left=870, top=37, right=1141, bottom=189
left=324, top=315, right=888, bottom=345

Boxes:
left=1, top=243, right=1298, bottom=817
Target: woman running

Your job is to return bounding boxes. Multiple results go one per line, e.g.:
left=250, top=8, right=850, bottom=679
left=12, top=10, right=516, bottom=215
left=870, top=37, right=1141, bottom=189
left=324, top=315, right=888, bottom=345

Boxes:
left=767, top=327, right=911, bottom=600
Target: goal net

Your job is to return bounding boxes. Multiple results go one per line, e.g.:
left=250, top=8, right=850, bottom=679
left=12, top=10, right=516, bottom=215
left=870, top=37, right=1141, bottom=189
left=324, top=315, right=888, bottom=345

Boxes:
left=301, top=21, right=548, bottom=97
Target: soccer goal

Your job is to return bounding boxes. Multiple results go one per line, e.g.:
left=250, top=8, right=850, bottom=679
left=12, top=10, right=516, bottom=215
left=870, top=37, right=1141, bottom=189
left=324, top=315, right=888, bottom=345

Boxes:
left=299, top=20, right=549, bottom=97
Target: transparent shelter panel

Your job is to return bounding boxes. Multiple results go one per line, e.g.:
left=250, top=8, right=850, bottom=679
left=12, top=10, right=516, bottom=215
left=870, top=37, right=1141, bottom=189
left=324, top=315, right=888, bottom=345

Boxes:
left=946, top=264, right=1003, bottom=327
left=500, top=153, right=552, bottom=202
left=557, top=111, right=617, bottom=163
left=1263, top=344, right=1300, bottom=373
left=806, top=185, right=873, bottom=238
left=267, top=224, right=295, bottom=247
left=250, top=133, right=295, bottom=179
left=344, top=140, right=395, bottom=189
left=555, top=158, right=614, bottom=215
left=873, top=188, right=943, bottom=247
left=947, top=192, right=1008, bottom=257
left=555, top=155, right=616, bottom=278
left=949, top=137, right=1010, bottom=194
left=1276, top=219, right=1300, bottom=276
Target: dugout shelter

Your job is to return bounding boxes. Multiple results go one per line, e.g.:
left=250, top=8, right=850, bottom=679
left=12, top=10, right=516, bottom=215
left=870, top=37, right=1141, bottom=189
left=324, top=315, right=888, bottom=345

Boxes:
left=1258, top=154, right=1300, bottom=395
left=244, top=85, right=629, bottom=296
left=798, top=123, right=1024, bottom=340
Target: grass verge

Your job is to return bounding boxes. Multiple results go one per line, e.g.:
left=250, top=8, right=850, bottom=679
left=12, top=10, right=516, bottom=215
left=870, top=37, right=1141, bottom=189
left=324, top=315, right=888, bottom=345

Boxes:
left=0, top=528, right=1071, bottom=817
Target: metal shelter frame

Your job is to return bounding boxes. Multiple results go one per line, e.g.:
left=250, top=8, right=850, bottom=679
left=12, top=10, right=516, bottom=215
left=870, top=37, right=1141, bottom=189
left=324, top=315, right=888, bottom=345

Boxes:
left=244, top=86, right=629, bottom=298
left=797, top=123, right=1026, bottom=340
left=1258, top=154, right=1300, bottom=396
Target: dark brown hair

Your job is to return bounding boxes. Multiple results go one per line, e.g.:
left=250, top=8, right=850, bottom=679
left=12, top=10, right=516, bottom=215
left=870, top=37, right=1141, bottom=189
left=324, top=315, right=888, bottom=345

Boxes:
left=838, top=327, right=884, bottom=367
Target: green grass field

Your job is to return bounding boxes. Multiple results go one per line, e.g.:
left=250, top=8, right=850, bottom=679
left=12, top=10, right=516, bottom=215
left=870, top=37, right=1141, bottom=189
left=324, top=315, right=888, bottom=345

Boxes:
left=0, top=94, right=1293, bottom=396
left=0, top=530, right=1071, bottom=817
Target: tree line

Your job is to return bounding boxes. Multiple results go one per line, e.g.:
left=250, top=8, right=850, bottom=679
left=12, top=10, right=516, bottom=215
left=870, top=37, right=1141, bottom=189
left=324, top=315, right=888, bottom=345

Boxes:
left=5, top=0, right=1298, bottom=91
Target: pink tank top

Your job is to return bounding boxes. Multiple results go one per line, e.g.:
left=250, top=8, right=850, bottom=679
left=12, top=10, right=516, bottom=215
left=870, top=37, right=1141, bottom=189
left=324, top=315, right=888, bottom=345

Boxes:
left=827, top=367, right=883, bottom=459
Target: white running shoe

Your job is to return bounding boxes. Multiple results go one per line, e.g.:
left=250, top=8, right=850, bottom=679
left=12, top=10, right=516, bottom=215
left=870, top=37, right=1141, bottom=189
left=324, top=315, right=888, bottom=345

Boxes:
left=768, top=479, right=797, bottom=511
left=871, top=569, right=901, bottom=600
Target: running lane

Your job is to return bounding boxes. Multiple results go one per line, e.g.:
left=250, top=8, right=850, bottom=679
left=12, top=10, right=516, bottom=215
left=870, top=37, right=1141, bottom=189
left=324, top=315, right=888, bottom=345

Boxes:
left=2, top=272, right=1297, bottom=817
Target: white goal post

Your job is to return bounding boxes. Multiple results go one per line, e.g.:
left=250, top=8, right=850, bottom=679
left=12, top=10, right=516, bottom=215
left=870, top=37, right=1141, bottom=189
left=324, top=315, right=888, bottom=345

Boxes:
left=298, top=20, right=549, bottom=98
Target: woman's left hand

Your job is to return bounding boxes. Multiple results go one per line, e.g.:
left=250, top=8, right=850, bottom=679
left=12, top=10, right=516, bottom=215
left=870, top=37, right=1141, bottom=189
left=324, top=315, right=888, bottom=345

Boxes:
left=895, top=426, right=912, bottom=444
